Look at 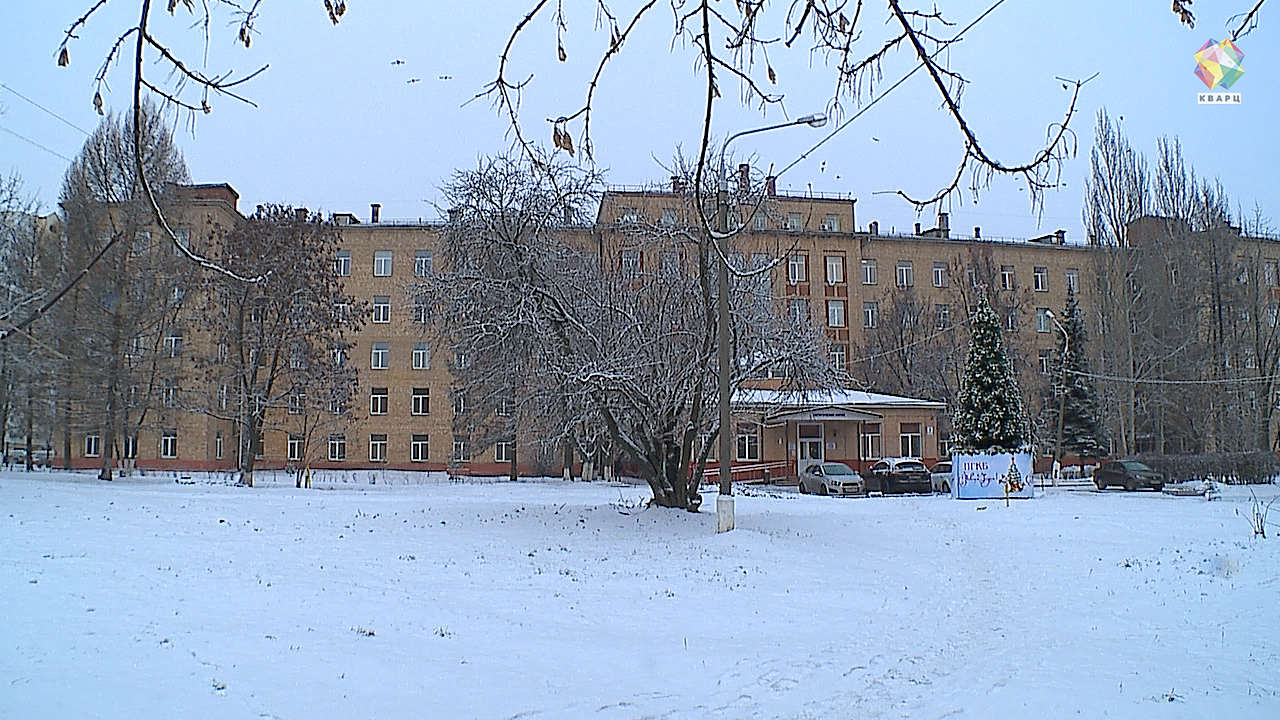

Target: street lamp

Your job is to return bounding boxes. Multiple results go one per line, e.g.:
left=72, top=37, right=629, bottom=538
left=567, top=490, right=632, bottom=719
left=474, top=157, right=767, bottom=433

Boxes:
left=715, top=112, right=828, bottom=534
left=1045, top=309, right=1069, bottom=485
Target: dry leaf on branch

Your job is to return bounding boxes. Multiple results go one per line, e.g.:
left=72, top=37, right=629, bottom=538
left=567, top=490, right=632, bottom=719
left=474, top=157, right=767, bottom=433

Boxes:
left=58, top=47, right=69, bottom=67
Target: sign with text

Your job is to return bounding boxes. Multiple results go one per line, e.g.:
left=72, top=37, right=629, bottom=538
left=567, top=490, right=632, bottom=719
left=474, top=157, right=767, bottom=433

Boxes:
left=951, top=453, right=1034, bottom=500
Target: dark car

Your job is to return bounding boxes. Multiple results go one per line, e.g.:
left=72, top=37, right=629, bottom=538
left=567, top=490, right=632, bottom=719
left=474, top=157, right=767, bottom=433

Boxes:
left=1093, top=460, right=1165, bottom=491
left=797, top=462, right=865, bottom=496
left=868, top=457, right=932, bottom=494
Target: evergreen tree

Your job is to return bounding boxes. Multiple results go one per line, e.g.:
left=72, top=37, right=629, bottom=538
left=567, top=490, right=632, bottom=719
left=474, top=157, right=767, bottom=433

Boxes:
left=1048, top=287, right=1109, bottom=458
left=953, top=294, right=1030, bottom=453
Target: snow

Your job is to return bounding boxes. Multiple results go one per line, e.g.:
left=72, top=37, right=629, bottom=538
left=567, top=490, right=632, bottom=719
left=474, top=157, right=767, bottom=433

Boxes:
left=2, top=469, right=1278, bottom=719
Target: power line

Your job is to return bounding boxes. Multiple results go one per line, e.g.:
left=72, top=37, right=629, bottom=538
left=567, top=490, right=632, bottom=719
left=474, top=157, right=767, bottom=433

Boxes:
left=0, top=124, right=73, bottom=163
left=0, top=81, right=91, bottom=136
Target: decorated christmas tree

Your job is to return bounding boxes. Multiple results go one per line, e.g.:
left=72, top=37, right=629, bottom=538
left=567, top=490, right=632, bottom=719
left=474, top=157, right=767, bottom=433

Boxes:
left=952, top=294, right=1030, bottom=454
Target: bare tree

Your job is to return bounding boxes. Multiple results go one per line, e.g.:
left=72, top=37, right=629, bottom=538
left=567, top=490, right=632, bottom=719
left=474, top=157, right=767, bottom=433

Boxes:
left=420, top=153, right=837, bottom=509
left=192, top=205, right=364, bottom=487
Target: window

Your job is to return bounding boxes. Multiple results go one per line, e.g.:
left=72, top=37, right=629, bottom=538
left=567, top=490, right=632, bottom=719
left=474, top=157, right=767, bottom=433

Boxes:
left=620, top=207, right=641, bottom=223
left=861, top=423, right=882, bottom=460
left=328, top=434, right=347, bottom=461
left=454, top=349, right=469, bottom=369
left=1036, top=308, right=1052, bottom=333
left=1269, top=302, right=1279, bottom=328
left=372, top=296, right=390, bottom=323
left=335, top=250, right=351, bottom=276
left=369, top=434, right=388, bottom=462
left=414, top=250, right=433, bottom=277
left=1000, top=265, right=1015, bottom=290
left=370, top=387, right=388, bottom=415
left=256, top=431, right=267, bottom=460
left=1065, top=268, right=1079, bottom=294
left=333, top=346, right=347, bottom=367
left=1266, top=260, right=1278, bottom=287
left=452, top=436, right=471, bottom=462
left=1034, top=266, right=1048, bottom=292
left=163, top=332, right=183, bottom=357
left=333, top=301, right=349, bottom=322
left=160, top=430, right=178, bottom=459
left=935, top=303, right=951, bottom=330
left=861, top=258, right=878, bottom=285
left=863, top=301, right=879, bottom=329
left=826, top=299, right=847, bottom=328
left=218, top=384, right=229, bottom=411
left=496, top=396, right=513, bottom=417
left=288, top=434, right=304, bottom=462
left=122, top=436, right=137, bottom=460
left=288, top=392, right=305, bottom=415
left=736, top=424, right=761, bottom=461
left=373, top=250, right=393, bottom=277
left=1005, top=309, right=1018, bottom=332
left=896, top=261, right=914, bottom=288
left=787, top=212, right=803, bottom=231
left=967, top=267, right=979, bottom=288
left=821, top=214, right=840, bottom=232
left=752, top=212, right=767, bottom=231
left=412, top=342, right=430, bottom=370
left=825, top=255, right=845, bottom=285
left=621, top=248, right=641, bottom=276
left=660, top=207, right=678, bottom=226
left=788, top=299, right=809, bottom=323
left=452, top=393, right=466, bottom=416
left=371, top=342, right=389, bottom=369
left=163, top=383, right=178, bottom=408
left=84, top=434, right=101, bottom=458
left=494, top=441, right=514, bottom=464
left=1038, top=348, right=1053, bottom=374
left=933, top=262, right=948, bottom=288
left=411, top=434, right=430, bottom=462
left=412, top=387, right=430, bottom=415
left=787, top=254, right=807, bottom=284
left=899, top=423, right=922, bottom=457
left=830, top=343, right=847, bottom=371
left=412, top=298, right=428, bottom=324
left=215, top=433, right=224, bottom=460
left=170, top=286, right=185, bottom=304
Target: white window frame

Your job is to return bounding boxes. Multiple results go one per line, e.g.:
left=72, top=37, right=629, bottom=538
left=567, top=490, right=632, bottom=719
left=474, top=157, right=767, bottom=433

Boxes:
left=933, top=262, right=948, bottom=288
left=372, top=296, right=391, bottom=324
left=412, top=342, right=430, bottom=370
left=84, top=434, right=101, bottom=458
left=896, top=261, right=913, bottom=288
left=621, top=248, right=641, bottom=276
left=452, top=437, right=471, bottom=463
left=287, top=434, right=304, bottom=462
left=371, top=342, right=389, bottom=370
left=1000, top=265, right=1015, bottom=290
left=863, top=301, right=879, bottom=329
left=1038, top=348, right=1053, bottom=374
left=373, top=250, right=393, bottom=277
left=494, top=441, right=514, bottom=464
left=328, top=434, right=346, bottom=462
left=861, top=423, right=882, bottom=460
left=1065, top=268, right=1079, bottom=294
left=787, top=212, right=803, bottom=231
left=861, top=259, right=877, bottom=285
left=935, top=304, right=951, bottom=330
left=411, top=434, right=430, bottom=462
left=735, top=424, right=761, bottom=461
left=412, top=387, right=430, bottom=416
left=370, top=387, right=389, bottom=415
left=163, top=332, right=183, bottom=357
left=826, top=299, right=847, bottom=328
left=1036, top=308, right=1052, bottom=333
left=825, top=255, right=845, bottom=285
left=787, top=254, right=807, bottom=284
left=1034, top=266, right=1048, bottom=292
left=160, top=431, right=178, bottom=459
left=414, top=250, right=433, bottom=277
left=369, top=434, right=388, bottom=463
left=899, top=423, right=922, bottom=458
left=335, top=250, right=351, bottom=277
left=830, top=343, right=847, bottom=371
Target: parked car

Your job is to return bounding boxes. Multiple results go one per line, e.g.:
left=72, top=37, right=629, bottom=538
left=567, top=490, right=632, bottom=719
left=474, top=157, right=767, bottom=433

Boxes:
left=868, top=457, right=932, bottom=494
left=797, top=462, right=865, bottom=496
left=930, top=460, right=953, bottom=494
left=1093, top=459, right=1165, bottom=491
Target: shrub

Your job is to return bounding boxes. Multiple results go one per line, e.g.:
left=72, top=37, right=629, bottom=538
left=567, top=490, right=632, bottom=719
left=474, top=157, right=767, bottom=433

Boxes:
left=1131, top=451, right=1280, bottom=485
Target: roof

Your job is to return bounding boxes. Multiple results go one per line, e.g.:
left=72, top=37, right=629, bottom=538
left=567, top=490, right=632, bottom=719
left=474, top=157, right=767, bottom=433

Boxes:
left=734, top=387, right=946, bottom=411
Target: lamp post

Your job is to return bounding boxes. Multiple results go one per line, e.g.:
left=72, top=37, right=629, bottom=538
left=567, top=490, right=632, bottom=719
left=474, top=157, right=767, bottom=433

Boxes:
left=1045, top=309, right=1069, bottom=486
left=715, top=113, right=827, bottom=533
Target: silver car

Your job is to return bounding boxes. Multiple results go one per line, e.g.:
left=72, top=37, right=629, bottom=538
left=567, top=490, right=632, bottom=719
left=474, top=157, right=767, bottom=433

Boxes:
left=798, top=462, right=865, bottom=496
left=930, top=460, right=953, bottom=494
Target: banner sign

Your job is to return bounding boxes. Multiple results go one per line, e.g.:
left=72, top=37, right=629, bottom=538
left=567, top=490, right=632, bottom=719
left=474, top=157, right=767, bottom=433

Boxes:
left=952, top=453, right=1034, bottom=500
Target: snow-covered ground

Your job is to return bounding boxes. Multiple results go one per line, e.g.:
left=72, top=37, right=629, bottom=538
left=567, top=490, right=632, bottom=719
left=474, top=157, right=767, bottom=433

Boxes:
left=2, top=469, right=1277, bottom=719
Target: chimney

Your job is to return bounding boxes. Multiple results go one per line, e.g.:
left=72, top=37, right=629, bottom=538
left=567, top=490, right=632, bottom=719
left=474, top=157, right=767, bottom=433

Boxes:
left=937, top=212, right=949, bottom=238
left=738, top=163, right=750, bottom=193
left=671, top=175, right=683, bottom=194
left=1054, top=229, right=1066, bottom=244
left=914, top=222, right=922, bottom=236
left=869, top=221, right=879, bottom=236
left=765, top=176, right=777, bottom=197
left=294, top=207, right=309, bottom=221
left=371, top=203, right=381, bottom=224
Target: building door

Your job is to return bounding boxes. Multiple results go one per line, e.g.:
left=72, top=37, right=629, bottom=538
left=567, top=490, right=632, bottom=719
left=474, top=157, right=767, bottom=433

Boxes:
left=797, top=423, right=824, bottom=474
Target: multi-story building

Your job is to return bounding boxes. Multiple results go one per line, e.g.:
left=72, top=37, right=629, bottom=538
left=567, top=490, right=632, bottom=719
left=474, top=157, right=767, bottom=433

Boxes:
left=61, top=172, right=1106, bottom=478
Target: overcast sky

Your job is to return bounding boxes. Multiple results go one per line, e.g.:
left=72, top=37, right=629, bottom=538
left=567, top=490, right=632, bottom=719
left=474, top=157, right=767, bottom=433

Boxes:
left=1, top=2, right=1275, bottom=242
